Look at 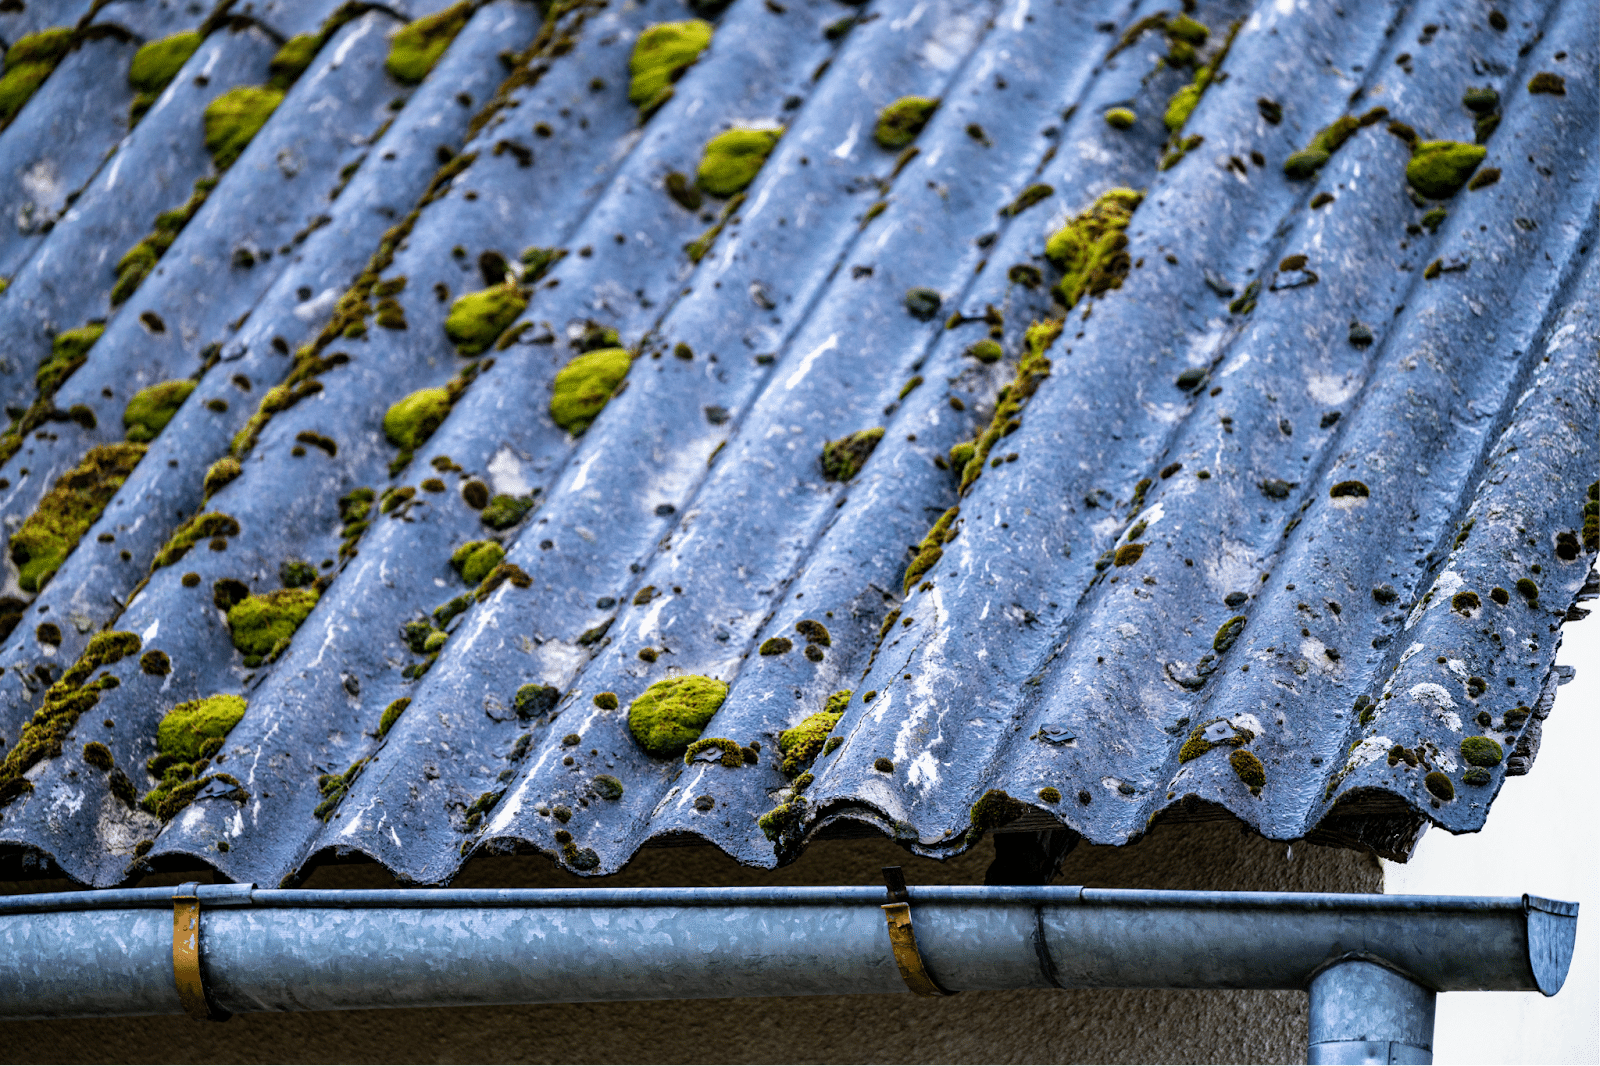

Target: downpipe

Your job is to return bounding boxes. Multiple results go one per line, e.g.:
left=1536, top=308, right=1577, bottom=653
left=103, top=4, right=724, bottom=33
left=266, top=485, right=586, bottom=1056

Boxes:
left=0, top=877, right=1578, bottom=1065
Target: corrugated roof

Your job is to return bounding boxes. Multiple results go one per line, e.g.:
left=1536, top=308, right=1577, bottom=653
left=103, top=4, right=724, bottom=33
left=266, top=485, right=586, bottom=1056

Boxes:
left=0, top=0, right=1593, bottom=888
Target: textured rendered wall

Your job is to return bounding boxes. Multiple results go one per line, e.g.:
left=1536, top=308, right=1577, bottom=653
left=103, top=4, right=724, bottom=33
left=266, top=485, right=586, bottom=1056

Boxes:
left=0, top=823, right=1380, bottom=1063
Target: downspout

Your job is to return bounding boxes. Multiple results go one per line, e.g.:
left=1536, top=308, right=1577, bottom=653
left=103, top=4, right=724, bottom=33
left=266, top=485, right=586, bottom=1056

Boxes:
left=0, top=876, right=1577, bottom=1065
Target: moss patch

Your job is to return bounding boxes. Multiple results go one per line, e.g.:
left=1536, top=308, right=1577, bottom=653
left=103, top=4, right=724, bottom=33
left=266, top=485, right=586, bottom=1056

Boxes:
left=1229, top=749, right=1265, bottom=793
left=685, top=736, right=743, bottom=768
left=156, top=694, right=247, bottom=763
left=628, top=674, right=728, bottom=758
left=152, top=511, right=239, bottom=569
left=955, top=319, right=1061, bottom=495
left=1283, top=115, right=1358, bottom=178
left=777, top=691, right=849, bottom=774
left=386, top=1, right=471, bottom=84
left=820, top=427, right=883, bottom=482
left=128, top=31, right=201, bottom=123
left=10, top=443, right=146, bottom=592
left=204, top=86, right=284, bottom=170
left=444, top=283, right=528, bottom=355
left=1104, top=107, right=1135, bottom=129
left=551, top=347, right=631, bottom=434
left=1213, top=615, right=1246, bottom=654
left=1045, top=188, right=1142, bottom=310
left=227, top=588, right=318, bottom=660
left=1424, top=771, right=1454, bottom=801
left=0, top=27, right=74, bottom=129
left=696, top=126, right=783, bottom=198
left=1460, top=736, right=1503, bottom=767
left=875, top=96, right=938, bottom=149
left=451, top=540, right=504, bottom=585
left=123, top=379, right=195, bottom=442
left=904, top=505, right=959, bottom=593
left=628, top=20, right=713, bottom=119
left=970, top=788, right=1023, bottom=830
left=384, top=387, right=452, bottom=452
left=1405, top=141, right=1487, bottom=199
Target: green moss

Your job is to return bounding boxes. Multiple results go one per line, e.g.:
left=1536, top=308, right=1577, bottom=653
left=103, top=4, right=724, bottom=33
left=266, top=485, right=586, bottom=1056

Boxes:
left=1283, top=115, right=1358, bottom=178
left=1515, top=577, right=1538, bottom=601
left=685, top=736, right=743, bottom=768
left=0, top=27, right=74, bottom=128
left=1451, top=590, right=1481, bottom=613
left=955, top=319, right=1061, bottom=496
left=777, top=693, right=849, bottom=774
left=628, top=674, right=729, bottom=758
left=203, top=86, right=284, bottom=170
left=1213, top=615, right=1246, bottom=654
left=9, top=443, right=146, bottom=593
left=875, top=96, right=939, bottom=148
left=695, top=126, right=783, bottom=198
left=550, top=347, right=631, bottom=434
left=451, top=540, right=504, bottom=585
left=628, top=20, right=713, bottom=119
left=966, top=339, right=1002, bottom=364
left=795, top=619, right=830, bottom=646
left=593, top=773, right=624, bottom=800
left=226, top=588, right=318, bottom=659
left=141, top=649, right=171, bottom=676
left=593, top=691, right=618, bottom=710
left=1044, top=188, right=1142, bottom=310
left=386, top=1, right=471, bottom=84
left=473, top=560, right=530, bottom=601
left=1405, top=140, right=1487, bottom=199
left=1329, top=480, right=1369, bottom=498
left=481, top=494, right=533, bottom=530
left=1526, top=71, right=1565, bottom=95
left=970, top=788, right=1024, bottom=830
left=820, top=427, right=883, bottom=482
left=904, top=505, right=959, bottom=593
left=122, top=379, right=195, bottom=442
left=1114, top=542, right=1145, bottom=567
left=1229, top=749, right=1265, bottom=793
left=266, top=33, right=319, bottom=90
left=1167, top=14, right=1208, bottom=44
left=444, top=283, right=528, bottom=355
left=1000, top=183, right=1054, bottom=218
left=1104, top=107, right=1136, bottom=129
left=37, top=324, right=103, bottom=398
left=949, top=441, right=976, bottom=469
left=1038, top=786, right=1061, bottom=803
left=383, top=387, right=452, bottom=451
left=1163, top=82, right=1202, bottom=133
left=374, top=698, right=410, bottom=739
left=156, top=694, right=247, bottom=763
left=129, top=31, right=201, bottom=97
left=1460, top=736, right=1503, bottom=767
left=1423, top=771, right=1455, bottom=801
left=759, top=636, right=792, bottom=656
left=758, top=801, right=801, bottom=841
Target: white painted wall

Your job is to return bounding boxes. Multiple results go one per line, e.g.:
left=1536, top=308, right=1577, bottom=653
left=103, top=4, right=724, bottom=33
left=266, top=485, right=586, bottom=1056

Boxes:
left=1384, top=606, right=1600, bottom=1065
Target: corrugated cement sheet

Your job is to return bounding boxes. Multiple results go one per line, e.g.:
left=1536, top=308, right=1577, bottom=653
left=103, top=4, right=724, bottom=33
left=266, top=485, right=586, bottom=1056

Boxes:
left=0, top=0, right=1593, bottom=887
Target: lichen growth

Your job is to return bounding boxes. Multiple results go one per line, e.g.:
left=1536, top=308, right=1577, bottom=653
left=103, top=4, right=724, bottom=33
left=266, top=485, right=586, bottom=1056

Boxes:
left=152, top=512, right=239, bottom=569
left=450, top=540, right=504, bottom=585
left=227, top=588, right=318, bottom=660
left=820, top=427, right=884, bottom=482
left=386, top=1, right=471, bottom=84
left=204, top=86, right=284, bottom=170
left=628, top=20, right=713, bottom=119
left=1044, top=188, right=1142, bottom=310
left=1405, top=141, right=1487, bottom=200
left=0, top=27, right=74, bottom=130
left=1229, top=749, right=1265, bottom=793
left=550, top=347, right=631, bottom=434
left=9, top=443, right=146, bottom=592
left=695, top=127, right=783, bottom=198
left=384, top=387, right=452, bottom=452
left=874, top=96, right=939, bottom=149
left=123, top=380, right=195, bottom=442
left=628, top=674, right=729, bottom=758
left=970, top=789, right=1024, bottom=830
left=444, top=283, right=528, bottom=355
left=777, top=692, right=849, bottom=774
left=1460, top=736, right=1503, bottom=767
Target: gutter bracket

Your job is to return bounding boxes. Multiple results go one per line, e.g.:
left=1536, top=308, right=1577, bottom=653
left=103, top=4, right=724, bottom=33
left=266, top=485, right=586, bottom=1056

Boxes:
left=172, top=883, right=231, bottom=1022
left=881, top=867, right=956, bottom=998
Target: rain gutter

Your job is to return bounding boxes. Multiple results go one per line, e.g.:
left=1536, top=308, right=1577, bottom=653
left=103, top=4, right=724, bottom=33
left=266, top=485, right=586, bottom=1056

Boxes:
left=0, top=874, right=1577, bottom=1065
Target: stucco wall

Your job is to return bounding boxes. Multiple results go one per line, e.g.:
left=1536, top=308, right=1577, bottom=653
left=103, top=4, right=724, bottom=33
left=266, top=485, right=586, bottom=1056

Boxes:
left=0, top=820, right=1381, bottom=1064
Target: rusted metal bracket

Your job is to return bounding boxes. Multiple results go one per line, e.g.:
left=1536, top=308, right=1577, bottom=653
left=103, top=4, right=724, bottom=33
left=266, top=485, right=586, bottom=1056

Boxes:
left=881, top=867, right=956, bottom=997
left=172, top=883, right=230, bottom=1022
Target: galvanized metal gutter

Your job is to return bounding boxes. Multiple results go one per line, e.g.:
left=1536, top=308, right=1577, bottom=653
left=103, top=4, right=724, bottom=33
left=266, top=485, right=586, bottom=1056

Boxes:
left=0, top=879, right=1577, bottom=1064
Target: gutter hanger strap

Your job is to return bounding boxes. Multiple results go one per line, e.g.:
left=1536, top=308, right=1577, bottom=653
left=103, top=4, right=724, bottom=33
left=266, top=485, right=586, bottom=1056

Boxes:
left=882, top=866, right=956, bottom=997
left=172, top=883, right=229, bottom=1022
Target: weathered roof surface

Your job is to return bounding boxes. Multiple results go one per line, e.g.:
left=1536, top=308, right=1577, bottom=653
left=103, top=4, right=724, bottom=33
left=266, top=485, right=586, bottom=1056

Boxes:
left=0, top=0, right=1593, bottom=888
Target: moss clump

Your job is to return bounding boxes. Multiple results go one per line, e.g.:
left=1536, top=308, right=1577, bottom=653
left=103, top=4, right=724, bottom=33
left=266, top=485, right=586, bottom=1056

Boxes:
left=516, top=683, right=559, bottom=718
left=1405, top=141, right=1487, bottom=200
left=1283, top=115, right=1359, bottom=178
left=551, top=347, right=631, bottom=434
left=1213, top=615, right=1246, bottom=654
left=820, top=428, right=884, bottom=482
left=127, top=31, right=201, bottom=122
left=1044, top=188, right=1142, bottom=310
left=759, top=637, right=792, bottom=656
left=970, top=789, right=1024, bottom=830
left=875, top=96, right=939, bottom=149
left=1000, top=183, right=1054, bottom=218
left=123, top=380, right=195, bottom=442
left=1229, top=749, right=1265, bottom=793
left=902, top=505, right=960, bottom=593
left=628, top=20, right=713, bottom=119
left=1526, top=71, right=1565, bottom=95
left=1104, top=107, right=1136, bottom=129
left=1114, top=542, right=1145, bottom=567
left=0, top=27, right=74, bottom=129
left=141, top=649, right=171, bottom=675
left=444, top=283, right=528, bottom=355
left=1329, top=480, right=1369, bottom=498
left=481, top=494, right=533, bottom=530
left=1038, top=786, right=1061, bottom=803
left=696, top=127, right=783, bottom=198
left=227, top=588, right=318, bottom=660
left=593, top=774, right=624, bottom=800
left=386, top=1, right=471, bottom=84
left=279, top=559, right=316, bottom=588
left=1515, top=577, right=1538, bottom=602
left=593, top=691, right=619, bottom=710
left=153, top=511, right=239, bottom=569
left=1451, top=590, right=1481, bottom=613
left=83, top=740, right=114, bottom=770
left=954, top=320, right=1061, bottom=496
left=266, top=33, right=319, bottom=88
left=1460, top=736, right=1503, bottom=767
left=384, top=387, right=452, bottom=451
left=156, top=694, right=247, bottom=763
left=685, top=736, right=743, bottom=768
left=778, top=692, right=849, bottom=774
left=795, top=619, right=830, bottom=646
left=203, top=85, right=284, bottom=169
left=966, top=339, right=1002, bottom=364
left=9, top=443, right=147, bottom=593
left=451, top=540, right=504, bottom=585
left=473, top=561, right=530, bottom=601
left=1424, top=771, right=1454, bottom=801
left=628, top=674, right=729, bottom=758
